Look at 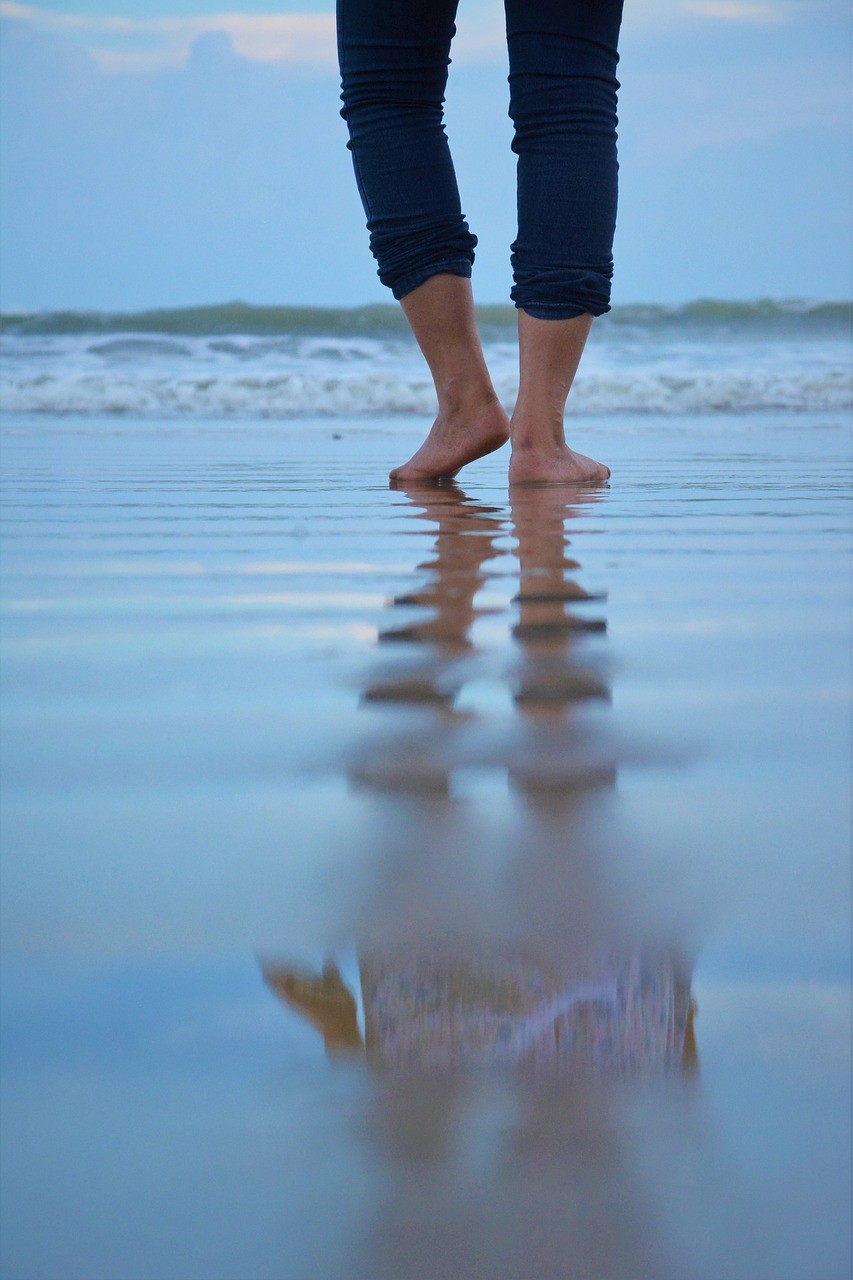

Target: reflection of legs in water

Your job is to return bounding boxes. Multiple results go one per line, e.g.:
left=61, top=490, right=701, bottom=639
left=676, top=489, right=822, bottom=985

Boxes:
left=508, top=487, right=612, bottom=797
left=509, top=312, right=611, bottom=486
left=353, top=484, right=504, bottom=795
left=372, top=484, right=504, bottom=669
left=512, top=486, right=606, bottom=645
left=370, top=1072, right=466, bottom=1164
left=390, top=276, right=510, bottom=483
left=504, top=1087, right=683, bottom=1280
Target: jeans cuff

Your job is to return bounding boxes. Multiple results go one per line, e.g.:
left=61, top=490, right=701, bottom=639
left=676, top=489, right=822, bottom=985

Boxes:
left=391, top=260, right=473, bottom=301
left=516, top=301, right=609, bottom=321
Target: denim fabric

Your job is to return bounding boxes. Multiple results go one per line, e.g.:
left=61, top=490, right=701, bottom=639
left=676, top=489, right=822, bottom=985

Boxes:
left=337, top=0, right=624, bottom=318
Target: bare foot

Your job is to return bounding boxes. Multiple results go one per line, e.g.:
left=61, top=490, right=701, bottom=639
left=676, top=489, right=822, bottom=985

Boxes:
left=390, top=395, right=509, bottom=482
left=509, top=442, right=610, bottom=486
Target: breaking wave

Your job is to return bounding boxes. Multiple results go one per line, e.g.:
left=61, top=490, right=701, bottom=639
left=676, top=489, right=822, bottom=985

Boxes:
left=2, top=368, right=848, bottom=417
left=1, top=299, right=849, bottom=417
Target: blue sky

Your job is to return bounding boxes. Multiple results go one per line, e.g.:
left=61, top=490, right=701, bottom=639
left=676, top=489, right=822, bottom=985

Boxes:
left=0, top=1, right=848, bottom=310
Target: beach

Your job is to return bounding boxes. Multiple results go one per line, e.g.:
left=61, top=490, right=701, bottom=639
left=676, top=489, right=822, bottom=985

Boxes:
left=0, top=307, right=851, bottom=1278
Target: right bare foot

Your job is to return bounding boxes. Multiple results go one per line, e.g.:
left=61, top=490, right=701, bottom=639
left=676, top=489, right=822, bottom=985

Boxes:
left=509, top=442, right=610, bottom=486
left=390, top=395, right=509, bottom=482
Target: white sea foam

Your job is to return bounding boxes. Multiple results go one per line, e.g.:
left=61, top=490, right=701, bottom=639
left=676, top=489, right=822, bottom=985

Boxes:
left=1, top=324, right=849, bottom=417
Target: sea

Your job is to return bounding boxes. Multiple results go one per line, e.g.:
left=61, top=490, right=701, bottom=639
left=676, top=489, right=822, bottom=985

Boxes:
left=1, top=298, right=849, bottom=419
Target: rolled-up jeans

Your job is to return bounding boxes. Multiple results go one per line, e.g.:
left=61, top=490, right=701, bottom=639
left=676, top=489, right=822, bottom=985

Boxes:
left=336, top=0, right=624, bottom=319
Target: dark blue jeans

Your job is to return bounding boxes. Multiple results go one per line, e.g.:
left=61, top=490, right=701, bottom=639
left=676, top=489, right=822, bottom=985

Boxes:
left=337, top=0, right=624, bottom=319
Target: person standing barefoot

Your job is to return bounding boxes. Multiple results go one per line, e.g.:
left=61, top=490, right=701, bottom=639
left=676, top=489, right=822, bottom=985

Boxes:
left=336, top=0, right=624, bottom=483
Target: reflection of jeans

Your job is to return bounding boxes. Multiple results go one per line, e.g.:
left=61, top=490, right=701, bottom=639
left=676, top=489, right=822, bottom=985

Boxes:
left=336, top=0, right=624, bottom=318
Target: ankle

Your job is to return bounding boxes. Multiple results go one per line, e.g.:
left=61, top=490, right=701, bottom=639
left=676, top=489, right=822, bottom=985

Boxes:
left=438, top=380, right=503, bottom=419
left=510, top=414, right=566, bottom=453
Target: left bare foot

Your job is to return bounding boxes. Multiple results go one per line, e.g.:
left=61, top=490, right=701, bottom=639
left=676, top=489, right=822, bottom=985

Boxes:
left=390, top=394, right=510, bottom=482
left=509, top=442, right=610, bottom=486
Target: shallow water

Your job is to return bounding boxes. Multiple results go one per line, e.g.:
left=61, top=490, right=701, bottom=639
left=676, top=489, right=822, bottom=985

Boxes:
left=0, top=412, right=850, bottom=1280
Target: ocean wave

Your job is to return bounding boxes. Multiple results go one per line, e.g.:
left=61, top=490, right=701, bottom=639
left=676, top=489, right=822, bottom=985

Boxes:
left=2, top=298, right=850, bottom=338
left=2, top=368, right=848, bottom=416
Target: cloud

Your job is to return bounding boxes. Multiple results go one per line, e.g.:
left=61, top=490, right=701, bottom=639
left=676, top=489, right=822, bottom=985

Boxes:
left=0, top=4, right=338, bottom=71
left=0, top=2, right=512, bottom=73
left=0, top=0, right=823, bottom=74
left=683, top=2, right=788, bottom=20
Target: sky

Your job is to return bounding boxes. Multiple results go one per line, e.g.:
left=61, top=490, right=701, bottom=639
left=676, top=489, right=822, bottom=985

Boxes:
left=0, top=0, right=848, bottom=310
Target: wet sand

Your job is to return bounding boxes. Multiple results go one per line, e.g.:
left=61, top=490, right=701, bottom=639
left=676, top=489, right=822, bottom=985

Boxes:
left=0, top=412, right=850, bottom=1279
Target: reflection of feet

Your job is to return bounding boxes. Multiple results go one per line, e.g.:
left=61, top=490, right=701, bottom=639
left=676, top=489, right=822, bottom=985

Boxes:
left=390, top=397, right=509, bottom=482
left=509, top=443, right=610, bottom=486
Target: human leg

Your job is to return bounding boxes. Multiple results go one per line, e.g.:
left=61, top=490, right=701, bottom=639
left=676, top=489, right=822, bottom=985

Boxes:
left=391, top=274, right=509, bottom=482
left=505, top=0, right=624, bottom=483
left=337, top=0, right=476, bottom=299
left=509, top=311, right=609, bottom=484
left=337, top=0, right=508, bottom=479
